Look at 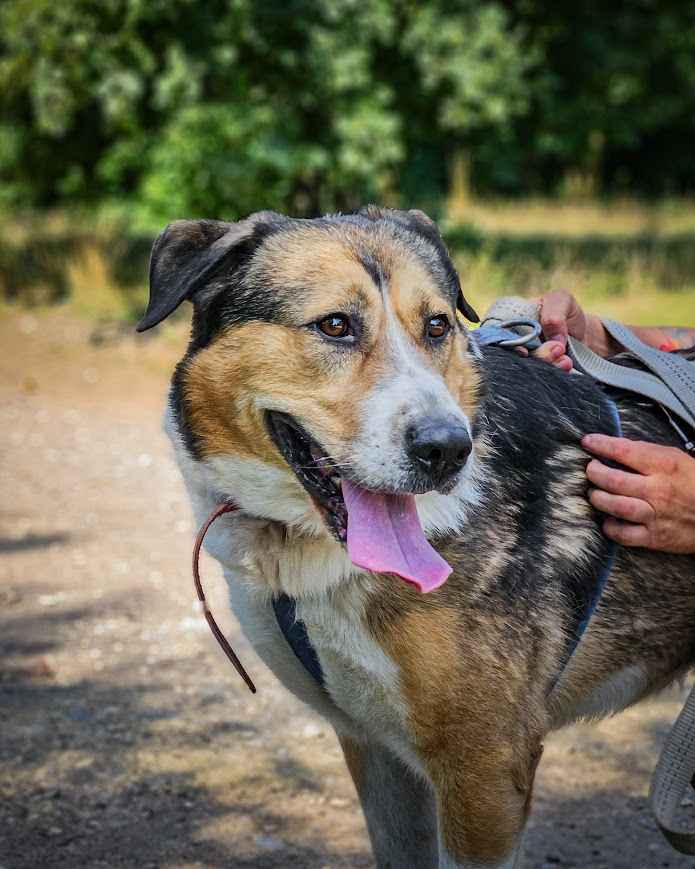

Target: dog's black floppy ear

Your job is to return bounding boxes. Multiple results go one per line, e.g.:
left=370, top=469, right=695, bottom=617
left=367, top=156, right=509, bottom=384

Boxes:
left=456, top=289, right=479, bottom=323
left=137, top=216, right=264, bottom=332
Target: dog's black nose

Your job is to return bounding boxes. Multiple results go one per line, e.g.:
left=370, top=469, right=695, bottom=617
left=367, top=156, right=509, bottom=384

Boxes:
left=405, top=419, right=472, bottom=483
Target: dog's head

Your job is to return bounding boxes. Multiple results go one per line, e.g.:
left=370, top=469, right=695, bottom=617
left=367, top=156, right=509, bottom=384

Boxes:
left=141, top=207, right=482, bottom=590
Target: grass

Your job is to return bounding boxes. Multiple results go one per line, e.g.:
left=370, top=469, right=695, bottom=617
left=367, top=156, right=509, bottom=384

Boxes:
left=466, top=282, right=695, bottom=332
left=443, top=196, right=695, bottom=326
left=451, top=235, right=695, bottom=327
left=1, top=200, right=694, bottom=328
left=447, top=195, right=695, bottom=237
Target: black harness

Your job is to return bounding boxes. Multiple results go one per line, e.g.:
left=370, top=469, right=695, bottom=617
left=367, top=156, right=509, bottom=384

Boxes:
left=272, top=593, right=326, bottom=688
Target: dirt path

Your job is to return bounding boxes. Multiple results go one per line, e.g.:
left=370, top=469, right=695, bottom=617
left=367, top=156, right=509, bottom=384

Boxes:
left=1, top=310, right=693, bottom=869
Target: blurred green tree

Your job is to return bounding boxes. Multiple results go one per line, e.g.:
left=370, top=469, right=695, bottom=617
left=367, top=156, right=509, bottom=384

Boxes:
left=2, top=0, right=695, bottom=221
left=0, top=0, right=530, bottom=221
left=496, top=0, right=695, bottom=197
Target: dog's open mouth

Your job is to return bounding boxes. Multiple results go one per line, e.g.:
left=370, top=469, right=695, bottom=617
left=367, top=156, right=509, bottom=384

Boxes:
left=266, top=411, right=452, bottom=593
left=266, top=411, right=349, bottom=541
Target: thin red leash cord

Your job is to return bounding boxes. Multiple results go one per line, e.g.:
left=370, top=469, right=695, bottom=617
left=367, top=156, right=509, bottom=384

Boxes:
left=192, top=501, right=257, bottom=693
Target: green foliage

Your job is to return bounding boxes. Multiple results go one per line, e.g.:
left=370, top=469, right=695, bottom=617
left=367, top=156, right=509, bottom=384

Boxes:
left=403, top=4, right=531, bottom=132
left=2, top=0, right=695, bottom=219
left=140, top=104, right=303, bottom=220
left=0, top=0, right=530, bottom=220
left=501, top=0, right=695, bottom=196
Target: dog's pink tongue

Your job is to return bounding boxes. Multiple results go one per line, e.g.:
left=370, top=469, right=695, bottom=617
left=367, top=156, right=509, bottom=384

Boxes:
left=342, top=480, right=452, bottom=593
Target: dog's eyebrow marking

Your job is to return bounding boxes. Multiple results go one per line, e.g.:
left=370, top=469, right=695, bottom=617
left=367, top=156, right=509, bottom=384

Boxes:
left=357, top=251, right=387, bottom=293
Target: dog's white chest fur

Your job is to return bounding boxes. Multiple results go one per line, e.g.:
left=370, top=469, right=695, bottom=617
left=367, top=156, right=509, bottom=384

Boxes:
left=294, top=592, right=412, bottom=745
left=224, top=555, right=416, bottom=758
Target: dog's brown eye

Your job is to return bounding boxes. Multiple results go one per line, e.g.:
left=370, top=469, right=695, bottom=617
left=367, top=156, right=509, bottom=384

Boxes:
left=318, top=314, right=351, bottom=339
left=426, top=315, right=449, bottom=340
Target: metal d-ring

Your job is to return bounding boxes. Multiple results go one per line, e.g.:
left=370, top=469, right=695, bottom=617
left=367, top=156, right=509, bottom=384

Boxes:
left=496, top=318, right=543, bottom=348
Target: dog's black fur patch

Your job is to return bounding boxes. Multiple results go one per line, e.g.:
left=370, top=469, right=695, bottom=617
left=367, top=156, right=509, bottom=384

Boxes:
left=433, top=347, right=686, bottom=688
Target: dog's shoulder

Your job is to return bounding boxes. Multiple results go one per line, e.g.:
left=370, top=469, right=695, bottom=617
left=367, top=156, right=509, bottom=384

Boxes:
left=478, top=345, right=681, bottom=453
left=477, top=346, right=620, bottom=458
left=421, top=349, right=621, bottom=683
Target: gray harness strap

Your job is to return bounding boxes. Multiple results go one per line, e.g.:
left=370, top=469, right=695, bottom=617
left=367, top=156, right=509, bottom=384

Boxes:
left=649, top=688, right=695, bottom=854
left=594, top=326, right=695, bottom=854
left=481, top=297, right=695, bottom=855
left=604, top=318, right=695, bottom=428
left=569, top=337, right=695, bottom=437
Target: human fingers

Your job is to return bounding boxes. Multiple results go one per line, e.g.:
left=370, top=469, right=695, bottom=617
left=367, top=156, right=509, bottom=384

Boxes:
left=533, top=340, right=564, bottom=362
left=588, top=488, right=656, bottom=524
left=585, top=459, right=650, bottom=499
left=538, top=291, right=582, bottom=347
left=582, top=434, right=679, bottom=475
left=601, top=518, right=652, bottom=548
left=532, top=341, right=574, bottom=371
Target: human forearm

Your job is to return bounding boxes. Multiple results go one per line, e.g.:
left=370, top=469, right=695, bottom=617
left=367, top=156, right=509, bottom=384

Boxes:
left=583, top=318, right=695, bottom=357
left=627, top=325, right=695, bottom=353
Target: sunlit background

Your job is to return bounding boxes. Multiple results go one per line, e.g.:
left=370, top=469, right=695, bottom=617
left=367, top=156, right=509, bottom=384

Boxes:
left=2, top=3, right=695, bottom=868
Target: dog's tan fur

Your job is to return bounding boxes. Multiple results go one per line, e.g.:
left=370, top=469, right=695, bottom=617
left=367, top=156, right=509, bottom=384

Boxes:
left=362, top=574, right=553, bottom=864
left=379, top=606, right=533, bottom=862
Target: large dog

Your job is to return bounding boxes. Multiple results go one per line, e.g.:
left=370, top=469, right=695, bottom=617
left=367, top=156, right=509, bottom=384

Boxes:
left=139, top=207, right=695, bottom=868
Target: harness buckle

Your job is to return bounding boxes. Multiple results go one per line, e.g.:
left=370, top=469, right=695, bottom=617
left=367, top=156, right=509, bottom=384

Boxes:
left=495, top=318, right=543, bottom=348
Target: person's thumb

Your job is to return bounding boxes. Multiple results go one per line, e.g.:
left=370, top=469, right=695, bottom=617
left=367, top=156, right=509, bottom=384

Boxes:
left=537, top=292, right=581, bottom=349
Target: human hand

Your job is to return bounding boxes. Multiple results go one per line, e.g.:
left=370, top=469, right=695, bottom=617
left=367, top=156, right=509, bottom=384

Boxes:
left=582, top=433, right=695, bottom=554
left=531, top=291, right=615, bottom=370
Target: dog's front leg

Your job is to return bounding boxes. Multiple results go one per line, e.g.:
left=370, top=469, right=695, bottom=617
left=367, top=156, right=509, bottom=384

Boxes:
left=436, top=839, right=522, bottom=869
left=426, top=741, right=541, bottom=869
left=339, top=734, right=439, bottom=868
left=435, top=825, right=523, bottom=869
left=368, top=605, right=547, bottom=868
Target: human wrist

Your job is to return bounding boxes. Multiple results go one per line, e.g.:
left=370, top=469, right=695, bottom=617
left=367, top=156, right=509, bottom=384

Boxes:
left=585, top=315, right=620, bottom=357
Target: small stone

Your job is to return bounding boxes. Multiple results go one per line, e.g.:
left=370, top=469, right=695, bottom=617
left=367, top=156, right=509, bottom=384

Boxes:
left=179, top=616, right=207, bottom=633
left=329, top=797, right=349, bottom=808
left=26, top=658, right=55, bottom=679
left=255, top=834, right=284, bottom=851
left=22, top=376, right=38, bottom=393
left=38, top=592, right=67, bottom=607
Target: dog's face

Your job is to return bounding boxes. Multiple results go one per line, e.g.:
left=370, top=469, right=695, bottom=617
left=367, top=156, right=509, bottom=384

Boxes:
left=142, top=208, right=481, bottom=548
